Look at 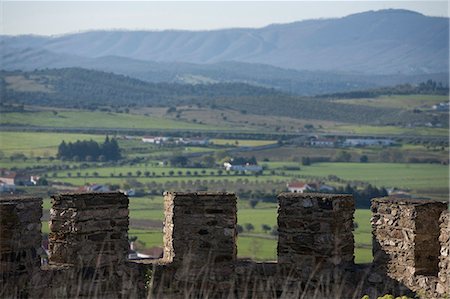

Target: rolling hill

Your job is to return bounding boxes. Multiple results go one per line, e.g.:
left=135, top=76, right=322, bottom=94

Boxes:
left=1, top=9, right=448, bottom=75
left=2, top=68, right=447, bottom=127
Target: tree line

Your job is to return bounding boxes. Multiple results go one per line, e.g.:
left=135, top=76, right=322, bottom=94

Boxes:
left=57, top=136, right=121, bottom=161
left=320, top=79, right=449, bottom=99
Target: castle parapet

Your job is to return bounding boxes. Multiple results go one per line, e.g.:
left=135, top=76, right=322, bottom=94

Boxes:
left=439, top=210, right=450, bottom=294
left=156, top=192, right=237, bottom=294
left=48, top=192, right=129, bottom=267
left=0, top=196, right=42, bottom=298
left=277, top=193, right=355, bottom=279
left=371, top=197, right=448, bottom=297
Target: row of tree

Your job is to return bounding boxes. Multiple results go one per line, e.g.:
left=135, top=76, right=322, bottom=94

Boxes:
left=321, top=79, right=449, bottom=99
left=57, top=137, right=121, bottom=161
left=333, top=184, right=389, bottom=208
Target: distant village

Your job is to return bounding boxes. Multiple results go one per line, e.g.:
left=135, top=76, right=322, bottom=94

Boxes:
left=1, top=135, right=400, bottom=196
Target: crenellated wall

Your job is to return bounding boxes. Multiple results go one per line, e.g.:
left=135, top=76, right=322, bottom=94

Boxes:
left=371, top=197, right=449, bottom=298
left=0, top=192, right=449, bottom=298
left=277, top=193, right=354, bottom=279
left=0, top=197, right=42, bottom=298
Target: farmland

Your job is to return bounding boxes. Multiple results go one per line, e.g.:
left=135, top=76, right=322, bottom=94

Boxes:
left=1, top=96, right=448, bottom=264
left=334, top=94, right=448, bottom=109
left=0, top=110, right=228, bottom=131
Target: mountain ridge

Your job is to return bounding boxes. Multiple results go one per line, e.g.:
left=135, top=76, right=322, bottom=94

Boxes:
left=1, top=9, right=448, bottom=75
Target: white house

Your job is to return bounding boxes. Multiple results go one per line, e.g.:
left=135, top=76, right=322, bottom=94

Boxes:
left=223, top=162, right=263, bottom=173
left=287, top=181, right=314, bottom=193
left=30, top=176, right=40, bottom=185
left=0, top=169, right=17, bottom=185
left=432, top=102, right=449, bottom=111
left=142, top=136, right=169, bottom=144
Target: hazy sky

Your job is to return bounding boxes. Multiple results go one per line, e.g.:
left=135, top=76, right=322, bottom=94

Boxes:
left=1, top=1, right=448, bottom=36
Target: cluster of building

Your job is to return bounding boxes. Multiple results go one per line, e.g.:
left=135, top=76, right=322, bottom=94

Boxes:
left=223, top=162, right=263, bottom=173
left=141, top=136, right=210, bottom=146
left=0, top=169, right=39, bottom=193
left=286, top=181, right=334, bottom=193
left=310, top=137, right=394, bottom=148
left=432, top=102, right=449, bottom=112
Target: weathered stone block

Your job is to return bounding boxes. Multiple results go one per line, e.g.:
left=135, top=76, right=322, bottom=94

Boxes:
left=48, top=192, right=129, bottom=267
left=438, top=210, right=450, bottom=294
left=277, top=193, right=355, bottom=279
left=162, top=192, right=237, bottom=284
left=0, top=196, right=43, bottom=297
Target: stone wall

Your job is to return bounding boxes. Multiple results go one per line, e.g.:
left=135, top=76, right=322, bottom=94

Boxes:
left=277, top=193, right=354, bottom=280
left=371, top=197, right=448, bottom=298
left=1, top=193, right=146, bottom=298
left=0, top=197, right=42, bottom=298
left=0, top=192, right=449, bottom=299
left=153, top=192, right=237, bottom=297
left=49, top=193, right=129, bottom=267
left=438, top=210, right=450, bottom=295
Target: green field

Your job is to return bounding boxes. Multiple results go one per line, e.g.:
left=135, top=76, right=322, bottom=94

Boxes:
left=0, top=131, right=105, bottom=156
left=211, top=139, right=277, bottom=147
left=300, top=162, right=449, bottom=191
left=335, top=94, right=448, bottom=109
left=330, top=124, right=448, bottom=136
left=1, top=110, right=227, bottom=131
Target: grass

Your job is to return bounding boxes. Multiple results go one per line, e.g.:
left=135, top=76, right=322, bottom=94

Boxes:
left=128, top=229, right=163, bottom=248
left=299, top=162, right=449, bottom=191
left=0, top=131, right=105, bottom=156
left=0, top=110, right=227, bottom=131
left=330, top=124, right=448, bottom=136
left=211, top=139, right=277, bottom=147
left=237, top=236, right=277, bottom=261
left=334, top=94, right=448, bottom=109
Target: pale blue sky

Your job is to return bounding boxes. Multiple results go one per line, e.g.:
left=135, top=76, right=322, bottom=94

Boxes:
left=1, top=1, right=448, bottom=36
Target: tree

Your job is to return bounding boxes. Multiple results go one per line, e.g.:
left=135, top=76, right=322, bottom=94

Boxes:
left=202, top=156, right=216, bottom=168
left=360, top=155, right=369, bottom=163
left=249, top=199, right=258, bottom=209
left=236, top=225, right=244, bottom=235
left=261, top=224, right=271, bottom=234
left=37, top=178, right=48, bottom=186
left=244, top=223, right=254, bottom=232
left=302, top=156, right=311, bottom=166
left=136, top=170, right=142, bottom=177
left=57, top=141, right=68, bottom=159
left=170, top=156, right=188, bottom=167
left=335, top=151, right=351, bottom=162
left=270, top=225, right=279, bottom=236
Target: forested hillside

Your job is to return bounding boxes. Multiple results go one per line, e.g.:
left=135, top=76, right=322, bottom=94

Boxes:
left=1, top=68, right=447, bottom=127
left=0, top=68, right=280, bottom=108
